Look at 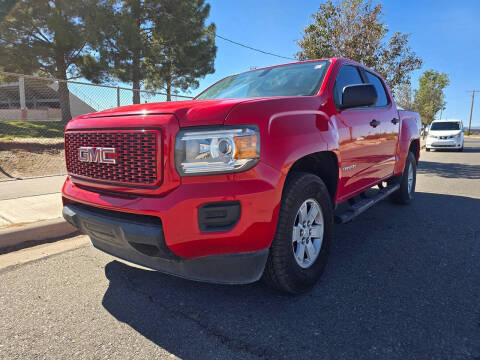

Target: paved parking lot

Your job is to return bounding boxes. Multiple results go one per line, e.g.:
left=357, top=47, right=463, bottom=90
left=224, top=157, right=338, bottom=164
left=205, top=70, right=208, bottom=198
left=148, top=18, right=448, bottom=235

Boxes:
left=1, top=138, right=479, bottom=359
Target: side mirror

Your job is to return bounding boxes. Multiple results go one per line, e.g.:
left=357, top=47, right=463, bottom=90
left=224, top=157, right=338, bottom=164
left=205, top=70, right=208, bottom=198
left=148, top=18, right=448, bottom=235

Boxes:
left=340, top=84, right=377, bottom=109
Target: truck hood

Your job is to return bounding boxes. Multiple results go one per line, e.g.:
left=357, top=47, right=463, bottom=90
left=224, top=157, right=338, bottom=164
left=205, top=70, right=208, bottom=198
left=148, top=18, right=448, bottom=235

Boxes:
left=76, top=99, right=252, bottom=127
left=428, top=130, right=462, bottom=137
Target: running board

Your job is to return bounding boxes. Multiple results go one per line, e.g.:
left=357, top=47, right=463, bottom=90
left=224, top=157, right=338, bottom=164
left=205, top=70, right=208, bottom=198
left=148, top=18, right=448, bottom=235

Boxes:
left=334, top=184, right=400, bottom=224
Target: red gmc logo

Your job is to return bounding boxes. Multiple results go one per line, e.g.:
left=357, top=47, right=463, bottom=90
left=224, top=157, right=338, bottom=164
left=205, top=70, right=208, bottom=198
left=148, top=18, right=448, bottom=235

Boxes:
left=78, top=147, right=117, bottom=164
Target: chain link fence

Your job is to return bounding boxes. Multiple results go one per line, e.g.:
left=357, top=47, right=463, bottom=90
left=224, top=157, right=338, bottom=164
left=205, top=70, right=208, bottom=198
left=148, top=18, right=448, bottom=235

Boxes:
left=0, top=72, right=193, bottom=180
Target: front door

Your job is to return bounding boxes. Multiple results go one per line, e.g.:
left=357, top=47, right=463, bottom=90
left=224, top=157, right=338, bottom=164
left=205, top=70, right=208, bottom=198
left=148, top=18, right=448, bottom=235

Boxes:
left=333, top=65, right=384, bottom=199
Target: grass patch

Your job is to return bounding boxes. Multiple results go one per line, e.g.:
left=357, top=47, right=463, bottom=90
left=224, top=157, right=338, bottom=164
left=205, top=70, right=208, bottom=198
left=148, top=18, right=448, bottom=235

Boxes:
left=0, top=120, right=65, bottom=139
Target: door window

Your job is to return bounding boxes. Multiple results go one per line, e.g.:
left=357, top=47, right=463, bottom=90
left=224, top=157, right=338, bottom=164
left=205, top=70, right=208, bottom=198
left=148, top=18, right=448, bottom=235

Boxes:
left=334, top=65, right=363, bottom=106
left=364, top=71, right=389, bottom=107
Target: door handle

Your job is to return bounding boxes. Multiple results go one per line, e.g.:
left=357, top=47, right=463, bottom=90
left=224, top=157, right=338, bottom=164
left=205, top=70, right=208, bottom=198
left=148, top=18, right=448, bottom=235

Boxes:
left=391, top=118, right=399, bottom=125
left=370, top=119, right=380, bottom=128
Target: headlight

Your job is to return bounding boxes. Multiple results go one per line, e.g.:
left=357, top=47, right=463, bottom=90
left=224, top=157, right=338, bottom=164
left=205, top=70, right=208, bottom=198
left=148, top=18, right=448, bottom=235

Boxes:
left=454, top=133, right=461, bottom=139
left=175, top=126, right=260, bottom=176
left=428, top=134, right=436, bottom=139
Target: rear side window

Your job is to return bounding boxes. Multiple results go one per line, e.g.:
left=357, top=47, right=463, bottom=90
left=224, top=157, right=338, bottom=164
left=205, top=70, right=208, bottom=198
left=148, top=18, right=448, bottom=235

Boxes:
left=334, top=65, right=363, bottom=106
left=365, top=71, right=389, bottom=107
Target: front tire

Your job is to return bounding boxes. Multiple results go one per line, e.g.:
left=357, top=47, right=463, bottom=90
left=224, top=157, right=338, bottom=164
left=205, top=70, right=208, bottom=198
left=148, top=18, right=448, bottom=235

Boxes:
left=390, top=152, right=416, bottom=204
left=262, top=173, right=333, bottom=294
left=426, top=147, right=430, bottom=152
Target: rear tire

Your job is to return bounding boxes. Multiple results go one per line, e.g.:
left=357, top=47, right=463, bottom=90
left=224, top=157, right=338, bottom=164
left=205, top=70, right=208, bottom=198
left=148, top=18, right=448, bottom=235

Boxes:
left=262, top=172, right=333, bottom=294
left=390, top=152, right=416, bottom=204
left=426, top=147, right=430, bottom=152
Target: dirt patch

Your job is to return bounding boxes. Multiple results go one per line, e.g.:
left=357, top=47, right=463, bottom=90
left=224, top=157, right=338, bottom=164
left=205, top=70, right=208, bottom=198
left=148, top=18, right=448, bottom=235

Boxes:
left=0, top=138, right=66, bottom=179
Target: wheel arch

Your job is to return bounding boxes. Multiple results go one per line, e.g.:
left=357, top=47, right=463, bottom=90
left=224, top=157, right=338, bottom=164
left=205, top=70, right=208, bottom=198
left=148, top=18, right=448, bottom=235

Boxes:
left=394, top=110, right=421, bottom=175
left=409, top=138, right=420, bottom=164
left=284, top=151, right=339, bottom=204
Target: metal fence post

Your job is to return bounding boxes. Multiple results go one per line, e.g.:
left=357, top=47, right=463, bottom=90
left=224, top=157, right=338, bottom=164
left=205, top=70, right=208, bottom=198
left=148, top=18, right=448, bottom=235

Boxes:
left=19, top=75, right=27, bottom=120
left=117, top=86, right=120, bottom=107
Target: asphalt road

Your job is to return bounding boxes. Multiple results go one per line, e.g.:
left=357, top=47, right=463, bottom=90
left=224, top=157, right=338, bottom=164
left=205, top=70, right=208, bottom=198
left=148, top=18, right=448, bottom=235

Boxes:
left=1, top=138, right=480, bottom=359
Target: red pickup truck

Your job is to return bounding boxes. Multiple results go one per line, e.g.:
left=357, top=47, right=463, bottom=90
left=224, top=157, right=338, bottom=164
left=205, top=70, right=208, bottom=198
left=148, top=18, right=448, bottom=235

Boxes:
left=62, top=58, right=421, bottom=293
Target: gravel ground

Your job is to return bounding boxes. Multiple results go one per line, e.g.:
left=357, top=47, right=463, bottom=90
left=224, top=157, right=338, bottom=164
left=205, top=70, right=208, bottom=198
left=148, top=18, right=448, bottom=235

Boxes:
left=0, top=139, right=66, bottom=179
left=0, top=138, right=479, bottom=359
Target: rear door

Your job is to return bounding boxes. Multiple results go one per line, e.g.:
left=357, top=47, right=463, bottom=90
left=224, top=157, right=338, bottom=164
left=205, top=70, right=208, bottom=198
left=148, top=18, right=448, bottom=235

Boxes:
left=362, top=70, right=399, bottom=178
left=334, top=65, right=384, bottom=199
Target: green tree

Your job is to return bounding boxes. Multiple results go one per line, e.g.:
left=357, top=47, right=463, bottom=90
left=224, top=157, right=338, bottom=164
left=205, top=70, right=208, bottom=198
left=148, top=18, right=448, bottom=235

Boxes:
left=144, top=0, right=216, bottom=101
left=296, top=0, right=422, bottom=94
left=0, top=0, right=16, bottom=23
left=414, top=70, right=449, bottom=125
left=0, top=0, right=102, bottom=122
left=394, top=82, right=415, bottom=110
left=93, top=0, right=151, bottom=104
left=95, top=0, right=216, bottom=103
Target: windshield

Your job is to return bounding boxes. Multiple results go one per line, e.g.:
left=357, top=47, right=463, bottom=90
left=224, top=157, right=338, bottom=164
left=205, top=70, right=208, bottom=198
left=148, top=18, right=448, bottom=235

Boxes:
left=430, top=122, right=461, bottom=131
left=196, top=61, right=329, bottom=100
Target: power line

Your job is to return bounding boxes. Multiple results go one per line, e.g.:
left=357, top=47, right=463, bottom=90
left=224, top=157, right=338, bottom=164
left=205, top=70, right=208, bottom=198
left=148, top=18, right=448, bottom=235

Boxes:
left=214, top=34, right=296, bottom=61
left=158, top=9, right=296, bottom=61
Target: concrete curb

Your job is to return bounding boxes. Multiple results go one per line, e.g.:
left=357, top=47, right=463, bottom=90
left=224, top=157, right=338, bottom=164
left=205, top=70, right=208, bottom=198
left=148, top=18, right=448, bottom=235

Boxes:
left=0, top=218, right=77, bottom=253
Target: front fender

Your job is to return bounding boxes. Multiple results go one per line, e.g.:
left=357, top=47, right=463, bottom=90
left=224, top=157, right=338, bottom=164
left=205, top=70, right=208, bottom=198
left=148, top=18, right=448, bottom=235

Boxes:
left=224, top=97, right=337, bottom=174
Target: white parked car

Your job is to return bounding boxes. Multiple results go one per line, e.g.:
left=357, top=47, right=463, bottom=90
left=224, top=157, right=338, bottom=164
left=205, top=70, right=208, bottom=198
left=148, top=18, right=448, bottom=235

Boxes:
left=426, top=120, right=464, bottom=152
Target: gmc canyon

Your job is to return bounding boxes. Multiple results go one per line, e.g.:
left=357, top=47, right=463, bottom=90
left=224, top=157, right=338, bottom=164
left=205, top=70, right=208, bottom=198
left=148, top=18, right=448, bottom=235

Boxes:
left=62, top=58, right=421, bottom=294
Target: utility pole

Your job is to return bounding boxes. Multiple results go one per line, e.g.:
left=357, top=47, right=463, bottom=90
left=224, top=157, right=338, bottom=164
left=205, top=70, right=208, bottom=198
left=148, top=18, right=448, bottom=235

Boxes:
left=467, top=90, right=478, bottom=135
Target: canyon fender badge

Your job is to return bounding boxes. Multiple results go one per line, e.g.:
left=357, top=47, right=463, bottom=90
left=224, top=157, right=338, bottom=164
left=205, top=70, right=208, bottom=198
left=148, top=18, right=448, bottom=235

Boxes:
left=342, top=164, right=356, bottom=171
left=78, top=147, right=117, bottom=164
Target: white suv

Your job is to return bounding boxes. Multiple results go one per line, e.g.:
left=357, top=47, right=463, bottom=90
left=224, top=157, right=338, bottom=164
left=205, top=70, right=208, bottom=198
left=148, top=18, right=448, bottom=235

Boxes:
left=426, top=120, right=464, bottom=152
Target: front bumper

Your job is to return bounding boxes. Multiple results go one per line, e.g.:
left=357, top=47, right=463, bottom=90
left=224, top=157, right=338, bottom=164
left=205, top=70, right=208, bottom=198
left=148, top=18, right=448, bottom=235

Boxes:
left=62, top=161, right=282, bottom=258
left=426, top=137, right=463, bottom=149
left=61, top=161, right=283, bottom=283
left=63, top=204, right=268, bottom=284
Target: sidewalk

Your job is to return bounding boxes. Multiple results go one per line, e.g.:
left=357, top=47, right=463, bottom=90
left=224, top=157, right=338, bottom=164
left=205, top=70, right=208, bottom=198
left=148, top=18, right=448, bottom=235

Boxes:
left=0, top=175, right=76, bottom=251
left=0, top=175, right=66, bottom=201
left=420, top=137, right=425, bottom=149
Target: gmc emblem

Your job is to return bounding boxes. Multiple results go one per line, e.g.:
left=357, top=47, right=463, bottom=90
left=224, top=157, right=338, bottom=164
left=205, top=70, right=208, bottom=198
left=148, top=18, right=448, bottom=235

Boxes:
left=78, top=147, right=117, bottom=164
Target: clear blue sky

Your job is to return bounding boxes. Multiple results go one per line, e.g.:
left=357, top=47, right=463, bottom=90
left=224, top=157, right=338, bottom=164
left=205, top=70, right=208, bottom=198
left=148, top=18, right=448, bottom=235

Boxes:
left=192, top=0, right=480, bottom=127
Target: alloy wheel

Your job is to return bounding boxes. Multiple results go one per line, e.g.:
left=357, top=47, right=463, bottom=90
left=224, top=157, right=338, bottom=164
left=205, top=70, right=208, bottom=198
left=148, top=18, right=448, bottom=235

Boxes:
left=292, top=199, right=324, bottom=269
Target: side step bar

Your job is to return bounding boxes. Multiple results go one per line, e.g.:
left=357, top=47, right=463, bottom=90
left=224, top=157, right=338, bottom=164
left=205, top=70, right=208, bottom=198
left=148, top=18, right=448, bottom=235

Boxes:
left=334, top=183, right=400, bottom=224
